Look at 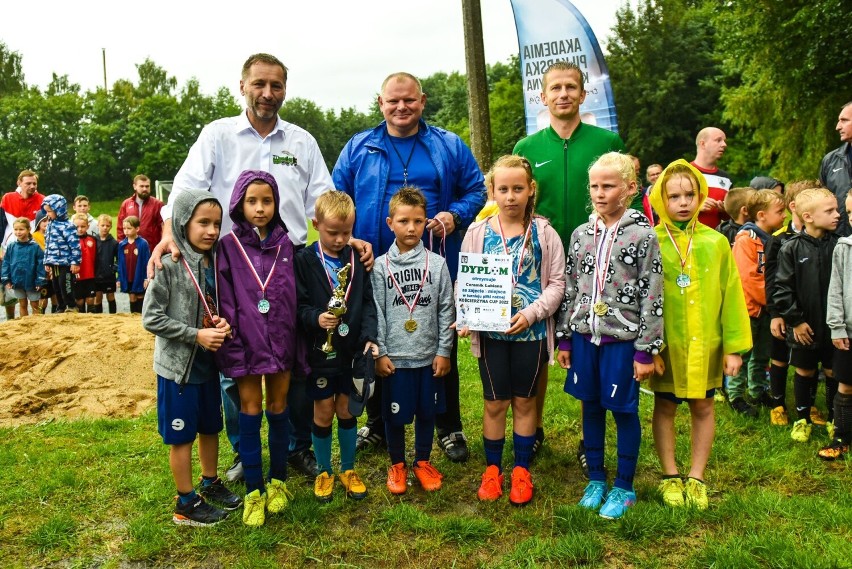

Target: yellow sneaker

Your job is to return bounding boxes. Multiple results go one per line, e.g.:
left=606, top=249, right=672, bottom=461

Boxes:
left=266, top=478, right=293, bottom=513
left=339, top=469, right=368, bottom=500
left=658, top=477, right=685, bottom=507
left=790, top=418, right=812, bottom=442
left=243, top=489, right=266, bottom=526
left=810, top=407, right=827, bottom=426
left=770, top=406, right=789, bottom=426
left=313, top=472, right=335, bottom=503
left=684, top=478, right=708, bottom=510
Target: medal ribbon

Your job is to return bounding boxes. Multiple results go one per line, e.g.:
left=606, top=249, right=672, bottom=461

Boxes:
left=592, top=216, right=621, bottom=303
left=180, top=257, right=217, bottom=324
left=229, top=233, right=280, bottom=300
left=428, top=217, right=447, bottom=258
left=662, top=223, right=694, bottom=276
left=317, top=242, right=355, bottom=303
left=385, top=249, right=430, bottom=321
left=495, top=215, right=533, bottom=288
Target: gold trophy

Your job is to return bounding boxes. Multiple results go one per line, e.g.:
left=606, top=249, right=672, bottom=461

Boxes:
left=321, top=263, right=351, bottom=353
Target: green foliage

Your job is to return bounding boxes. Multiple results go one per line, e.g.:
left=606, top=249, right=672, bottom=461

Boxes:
left=0, top=41, right=26, bottom=97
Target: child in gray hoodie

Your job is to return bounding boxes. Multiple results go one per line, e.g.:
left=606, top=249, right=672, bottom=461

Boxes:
left=371, top=188, right=454, bottom=495
left=142, top=189, right=241, bottom=525
left=823, top=192, right=852, bottom=460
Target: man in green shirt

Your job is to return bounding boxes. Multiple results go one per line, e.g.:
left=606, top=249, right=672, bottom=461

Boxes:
left=513, top=61, right=626, bottom=473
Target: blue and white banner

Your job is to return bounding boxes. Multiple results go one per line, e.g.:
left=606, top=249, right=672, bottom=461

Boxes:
left=510, top=0, right=619, bottom=134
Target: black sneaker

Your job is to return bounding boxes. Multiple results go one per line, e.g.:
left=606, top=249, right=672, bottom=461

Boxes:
left=438, top=431, right=470, bottom=463
left=729, top=397, right=759, bottom=417
left=288, top=449, right=319, bottom=477
left=752, top=391, right=777, bottom=409
left=577, top=439, right=589, bottom=480
left=173, top=495, right=228, bottom=526
left=199, top=477, right=243, bottom=510
left=355, top=425, right=386, bottom=452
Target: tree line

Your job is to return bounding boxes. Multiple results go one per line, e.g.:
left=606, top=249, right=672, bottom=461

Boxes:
left=1, top=0, right=848, bottom=200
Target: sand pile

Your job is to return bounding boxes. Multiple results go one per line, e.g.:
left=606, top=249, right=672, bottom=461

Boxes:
left=0, top=313, right=156, bottom=426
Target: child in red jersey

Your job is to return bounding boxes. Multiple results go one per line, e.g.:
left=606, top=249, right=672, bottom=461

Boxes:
left=72, top=213, right=98, bottom=313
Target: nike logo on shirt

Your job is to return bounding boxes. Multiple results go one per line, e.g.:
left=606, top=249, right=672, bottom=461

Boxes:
left=799, top=258, right=809, bottom=263
left=832, top=167, right=844, bottom=173
left=535, top=160, right=552, bottom=168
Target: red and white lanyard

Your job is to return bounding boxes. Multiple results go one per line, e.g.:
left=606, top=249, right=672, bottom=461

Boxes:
left=229, top=233, right=281, bottom=299
left=385, top=250, right=429, bottom=321
left=429, top=217, right=447, bottom=258
left=317, top=242, right=354, bottom=302
left=592, top=216, right=621, bottom=301
left=181, top=257, right=217, bottom=324
left=495, top=215, right=533, bottom=288
left=663, top=223, right=694, bottom=276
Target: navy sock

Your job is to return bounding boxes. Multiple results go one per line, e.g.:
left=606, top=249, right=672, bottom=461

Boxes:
left=513, top=432, right=536, bottom=470
left=385, top=423, right=406, bottom=466
left=769, top=363, right=787, bottom=405
left=612, top=411, right=641, bottom=492
left=483, top=436, right=505, bottom=471
left=312, top=422, right=333, bottom=475
left=239, top=411, right=264, bottom=494
left=793, top=373, right=813, bottom=422
left=825, top=375, right=838, bottom=422
left=266, top=408, right=289, bottom=482
left=582, top=399, right=607, bottom=482
left=414, top=415, right=435, bottom=463
left=178, top=489, right=198, bottom=505
left=338, top=416, right=357, bottom=472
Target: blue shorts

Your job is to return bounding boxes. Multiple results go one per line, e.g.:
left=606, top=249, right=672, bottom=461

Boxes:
left=564, top=335, right=639, bottom=413
left=655, top=389, right=715, bottom=405
left=157, top=376, right=223, bottom=445
left=307, top=370, right=353, bottom=401
left=381, top=366, right=446, bottom=427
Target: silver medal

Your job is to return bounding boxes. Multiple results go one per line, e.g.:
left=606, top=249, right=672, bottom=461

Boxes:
left=337, top=322, right=350, bottom=337
left=258, top=298, right=270, bottom=313
left=676, top=273, right=691, bottom=288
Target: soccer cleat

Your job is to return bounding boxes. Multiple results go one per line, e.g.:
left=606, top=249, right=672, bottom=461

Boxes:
left=599, top=487, right=636, bottom=519
left=199, top=477, right=243, bottom=510
left=339, top=469, right=367, bottom=500
left=684, top=478, right=709, bottom=510
left=356, top=425, right=386, bottom=452
left=224, top=454, right=244, bottom=483
left=729, top=397, right=759, bottom=417
left=477, top=465, right=504, bottom=501
left=753, top=391, right=777, bottom=409
left=658, top=477, right=685, bottom=507
left=509, top=466, right=534, bottom=506
left=242, top=489, right=266, bottom=527
left=387, top=462, right=408, bottom=495
left=173, top=495, right=228, bottom=527
left=810, top=407, right=827, bottom=426
left=790, top=418, right=812, bottom=442
left=817, top=439, right=848, bottom=461
left=578, top=480, right=607, bottom=510
left=530, top=431, right=545, bottom=462
left=266, top=478, right=293, bottom=513
left=288, top=449, right=319, bottom=477
left=713, top=390, right=727, bottom=403
left=826, top=420, right=835, bottom=440
left=313, top=472, right=335, bottom=503
left=770, top=406, right=789, bottom=426
left=413, top=460, right=444, bottom=492
left=438, top=431, right=470, bottom=463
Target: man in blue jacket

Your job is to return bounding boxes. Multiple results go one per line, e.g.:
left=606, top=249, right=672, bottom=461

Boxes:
left=333, top=72, right=486, bottom=462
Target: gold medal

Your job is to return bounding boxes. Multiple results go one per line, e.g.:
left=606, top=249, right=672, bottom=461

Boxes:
left=593, top=301, right=609, bottom=316
left=404, top=318, right=418, bottom=332
left=512, top=293, right=523, bottom=308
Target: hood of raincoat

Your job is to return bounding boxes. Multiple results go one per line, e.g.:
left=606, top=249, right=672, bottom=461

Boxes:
left=227, top=170, right=288, bottom=246
left=171, top=188, right=223, bottom=264
left=43, top=194, right=69, bottom=221
left=648, top=159, right=708, bottom=230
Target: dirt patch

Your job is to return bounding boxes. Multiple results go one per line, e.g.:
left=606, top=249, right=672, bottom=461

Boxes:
left=0, top=313, right=155, bottom=426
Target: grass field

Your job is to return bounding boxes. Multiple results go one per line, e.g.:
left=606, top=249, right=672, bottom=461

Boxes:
left=1, top=341, right=849, bottom=568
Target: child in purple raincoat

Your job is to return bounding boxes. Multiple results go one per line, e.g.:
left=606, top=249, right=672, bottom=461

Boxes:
left=215, top=170, right=298, bottom=527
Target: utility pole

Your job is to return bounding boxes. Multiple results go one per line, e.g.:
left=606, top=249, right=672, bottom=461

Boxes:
left=462, top=0, right=493, bottom=171
left=102, top=48, right=107, bottom=91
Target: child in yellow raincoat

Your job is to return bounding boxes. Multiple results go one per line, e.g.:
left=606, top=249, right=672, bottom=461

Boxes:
left=648, top=159, right=751, bottom=510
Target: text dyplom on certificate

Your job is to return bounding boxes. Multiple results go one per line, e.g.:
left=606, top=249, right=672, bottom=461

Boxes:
left=456, top=253, right=513, bottom=332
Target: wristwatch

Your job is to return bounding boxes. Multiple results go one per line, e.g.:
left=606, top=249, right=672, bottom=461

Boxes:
left=450, top=211, right=462, bottom=229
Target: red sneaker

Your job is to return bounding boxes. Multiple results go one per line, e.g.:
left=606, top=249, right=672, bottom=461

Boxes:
left=386, top=462, right=408, bottom=495
left=509, top=466, right=533, bottom=506
left=477, top=465, right=504, bottom=501
left=412, top=460, right=443, bottom=491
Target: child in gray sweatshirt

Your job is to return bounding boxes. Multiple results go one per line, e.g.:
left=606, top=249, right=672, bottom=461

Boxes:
left=371, top=188, right=454, bottom=495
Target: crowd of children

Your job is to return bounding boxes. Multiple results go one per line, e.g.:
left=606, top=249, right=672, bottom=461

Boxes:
left=4, top=156, right=847, bottom=527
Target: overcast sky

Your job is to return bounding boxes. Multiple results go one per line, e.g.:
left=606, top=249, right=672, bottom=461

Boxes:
left=1, top=0, right=621, bottom=112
